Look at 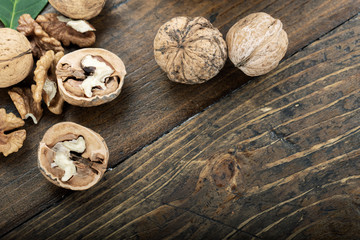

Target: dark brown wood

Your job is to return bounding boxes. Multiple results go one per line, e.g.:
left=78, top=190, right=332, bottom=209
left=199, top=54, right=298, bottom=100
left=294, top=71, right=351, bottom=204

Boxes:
left=3, top=10, right=360, bottom=239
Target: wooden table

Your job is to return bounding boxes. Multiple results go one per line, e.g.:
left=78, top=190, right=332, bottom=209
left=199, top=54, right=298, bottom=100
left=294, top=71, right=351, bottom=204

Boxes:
left=1, top=0, right=360, bottom=239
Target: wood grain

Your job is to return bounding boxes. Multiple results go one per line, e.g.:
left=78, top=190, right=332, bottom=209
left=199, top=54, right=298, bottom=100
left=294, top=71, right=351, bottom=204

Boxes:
left=4, top=10, right=360, bottom=240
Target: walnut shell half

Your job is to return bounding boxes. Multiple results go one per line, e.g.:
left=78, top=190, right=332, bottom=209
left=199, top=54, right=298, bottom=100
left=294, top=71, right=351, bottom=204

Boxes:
left=154, top=16, right=227, bottom=84
left=226, top=12, right=288, bottom=76
left=0, top=28, right=33, bottom=88
left=56, top=48, right=126, bottom=107
left=38, top=122, right=109, bottom=190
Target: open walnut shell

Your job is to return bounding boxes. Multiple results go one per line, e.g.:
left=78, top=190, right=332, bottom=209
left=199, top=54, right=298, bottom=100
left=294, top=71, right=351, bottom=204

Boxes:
left=38, top=122, right=109, bottom=190
left=56, top=48, right=126, bottom=107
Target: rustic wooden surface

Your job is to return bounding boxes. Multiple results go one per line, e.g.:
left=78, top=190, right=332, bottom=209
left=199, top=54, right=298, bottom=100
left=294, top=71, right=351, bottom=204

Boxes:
left=1, top=0, right=360, bottom=239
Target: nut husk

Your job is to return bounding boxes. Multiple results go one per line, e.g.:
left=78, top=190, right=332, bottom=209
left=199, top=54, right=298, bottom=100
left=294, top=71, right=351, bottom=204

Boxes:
left=38, top=122, right=109, bottom=190
left=226, top=12, right=288, bottom=76
left=0, top=28, right=33, bottom=88
left=56, top=48, right=126, bottom=107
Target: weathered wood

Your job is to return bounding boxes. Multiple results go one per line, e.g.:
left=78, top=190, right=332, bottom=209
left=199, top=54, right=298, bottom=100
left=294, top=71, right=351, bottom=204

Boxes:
left=4, top=11, right=360, bottom=240
left=1, top=0, right=360, bottom=237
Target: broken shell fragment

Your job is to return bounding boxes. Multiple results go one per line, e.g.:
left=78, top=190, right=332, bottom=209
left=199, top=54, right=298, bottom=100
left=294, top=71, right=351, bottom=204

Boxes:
left=56, top=48, right=126, bottom=107
left=38, top=122, right=109, bottom=190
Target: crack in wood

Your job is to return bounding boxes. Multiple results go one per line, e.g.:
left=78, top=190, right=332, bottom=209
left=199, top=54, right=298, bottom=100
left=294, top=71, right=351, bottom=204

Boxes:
left=146, top=197, right=264, bottom=240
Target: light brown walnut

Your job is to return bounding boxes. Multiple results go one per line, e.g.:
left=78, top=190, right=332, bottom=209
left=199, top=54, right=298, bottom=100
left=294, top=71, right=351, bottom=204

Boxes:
left=154, top=16, right=227, bottom=84
left=49, top=0, right=106, bottom=20
left=38, top=122, right=109, bottom=190
left=226, top=12, right=288, bottom=76
left=0, top=28, right=33, bottom=88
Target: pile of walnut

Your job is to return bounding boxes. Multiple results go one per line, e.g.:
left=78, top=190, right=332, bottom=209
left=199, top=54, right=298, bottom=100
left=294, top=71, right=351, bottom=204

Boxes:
left=154, top=12, right=288, bottom=84
left=0, top=1, right=124, bottom=190
left=3, top=11, right=98, bottom=126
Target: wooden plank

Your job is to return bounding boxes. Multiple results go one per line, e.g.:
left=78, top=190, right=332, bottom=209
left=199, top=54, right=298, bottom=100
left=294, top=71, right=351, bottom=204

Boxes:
left=1, top=0, right=360, bottom=236
left=4, top=11, right=360, bottom=240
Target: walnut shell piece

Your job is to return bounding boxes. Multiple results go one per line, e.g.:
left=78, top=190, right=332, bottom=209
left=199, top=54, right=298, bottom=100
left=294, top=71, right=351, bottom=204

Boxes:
left=0, top=109, right=26, bottom=157
left=0, top=28, right=33, bottom=88
left=49, top=0, right=106, bottom=20
left=226, top=12, right=288, bottom=76
left=56, top=48, right=126, bottom=107
left=38, top=122, right=109, bottom=190
left=154, top=16, right=227, bottom=84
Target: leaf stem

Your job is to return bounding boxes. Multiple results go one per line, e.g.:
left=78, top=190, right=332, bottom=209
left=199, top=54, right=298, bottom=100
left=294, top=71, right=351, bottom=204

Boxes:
left=10, top=0, right=19, bottom=29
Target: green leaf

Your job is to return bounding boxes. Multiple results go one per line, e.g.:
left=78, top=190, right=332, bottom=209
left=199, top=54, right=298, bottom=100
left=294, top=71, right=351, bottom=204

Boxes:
left=0, top=0, right=48, bottom=29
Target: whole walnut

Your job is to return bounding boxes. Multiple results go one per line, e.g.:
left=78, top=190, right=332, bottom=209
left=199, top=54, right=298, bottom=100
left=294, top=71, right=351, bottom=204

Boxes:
left=226, top=12, right=288, bottom=76
left=154, top=16, right=227, bottom=84
left=0, top=28, right=33, bottom=88
left=49, top=0, right=106, bottom=20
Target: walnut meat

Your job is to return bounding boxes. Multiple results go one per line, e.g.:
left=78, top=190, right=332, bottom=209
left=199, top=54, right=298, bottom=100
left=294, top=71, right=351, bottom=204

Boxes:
left=226, top=12, right=288, bottom=76
left=8, top=87, right=43, bottom=124
left=0, top=28, right=33, bottom=88
left=56, top=48, right=126, bottom=107
left=17, top=14, right=64, bottom=59
left=154, top=16, right=227, bottom=84
left=36, top=13, right=96, bottom=47
left=33, top=50, right=65, bottom=115
left=49, top=0, right=106, bottom=20
left=0, top=109, right=26, bottom=157
left=38, top=122, right=109, bottom=190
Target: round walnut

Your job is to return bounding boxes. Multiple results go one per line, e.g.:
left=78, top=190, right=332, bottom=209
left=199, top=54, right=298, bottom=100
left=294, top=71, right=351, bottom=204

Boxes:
left=154, top=16, right=227, bottom=84
left=56, top=48, right=126, bottom=107
left=38, top=122, right=109, bottom=190
left=226, top=12, right=288, bottom=76
left=49, top=0, right=106, bottom=20
left=0, top=28, right=33, bottom=88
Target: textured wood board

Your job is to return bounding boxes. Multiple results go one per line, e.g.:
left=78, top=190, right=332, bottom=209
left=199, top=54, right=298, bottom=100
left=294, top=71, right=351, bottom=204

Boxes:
left=1, top=0, right=360, bottom=237
left=4, top=10, right=360, bottom=240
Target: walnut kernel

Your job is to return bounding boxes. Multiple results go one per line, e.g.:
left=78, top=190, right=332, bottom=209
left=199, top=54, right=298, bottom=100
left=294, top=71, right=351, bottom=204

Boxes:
left=0, top=109, right=26, bottom=157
